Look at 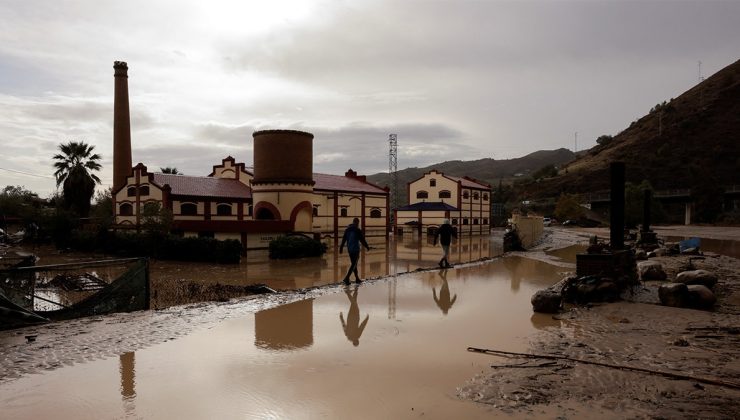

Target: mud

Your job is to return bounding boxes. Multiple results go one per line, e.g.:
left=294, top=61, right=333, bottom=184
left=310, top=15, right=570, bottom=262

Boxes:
left=459, top=227, right=740, bottom=419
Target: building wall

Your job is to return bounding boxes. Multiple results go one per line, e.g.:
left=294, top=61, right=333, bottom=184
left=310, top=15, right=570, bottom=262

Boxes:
left=114, top=165, right=165, bottom=226
left=311, top=191, right=388, bottom=238
left=406, top=170, right=491, bottom=236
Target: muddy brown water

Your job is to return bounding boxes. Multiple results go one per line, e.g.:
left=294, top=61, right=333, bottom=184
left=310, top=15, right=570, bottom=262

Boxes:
left=663, top=235, right=740, bottom=259
left=0, top=244, right=571, bottom=418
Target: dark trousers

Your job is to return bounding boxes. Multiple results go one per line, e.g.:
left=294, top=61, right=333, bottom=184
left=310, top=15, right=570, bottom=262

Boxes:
left=344, top=251, right=360, bottom=281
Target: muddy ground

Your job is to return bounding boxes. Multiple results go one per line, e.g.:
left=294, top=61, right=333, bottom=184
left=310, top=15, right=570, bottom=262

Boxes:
left=459, top=227, right=740, bottom=419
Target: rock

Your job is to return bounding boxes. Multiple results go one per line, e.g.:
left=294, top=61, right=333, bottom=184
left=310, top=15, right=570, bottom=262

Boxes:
left=686, top=285, right=716, bottom=309
left=638, top=261, right=667, bottom=281
left=674, top=270, right=718, bottom=288
left=531, top=289, right=562, bottom=313
left=658, top=283, right=689, bottom=307
left=634, top=249, right=648, bottom=260
left=595, top=280, right=619, bottom=301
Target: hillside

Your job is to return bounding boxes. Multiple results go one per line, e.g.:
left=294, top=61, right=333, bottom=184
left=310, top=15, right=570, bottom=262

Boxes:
left=522, top=58, right=740, bottom=199
left=366, top=148, right=574, bottom=204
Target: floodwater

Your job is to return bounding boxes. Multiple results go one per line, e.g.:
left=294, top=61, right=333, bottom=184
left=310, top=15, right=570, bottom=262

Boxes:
left=149, top=233, right=503, bottom=292
left=0, top=248, right=571, bottom=418
left=664, top=236, right=740, bottom=259
left=545, top=244, right=588, bottom=264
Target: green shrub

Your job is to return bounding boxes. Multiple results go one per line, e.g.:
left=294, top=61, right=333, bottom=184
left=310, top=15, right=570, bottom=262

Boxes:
left=269, top=235, right=327, bottom=259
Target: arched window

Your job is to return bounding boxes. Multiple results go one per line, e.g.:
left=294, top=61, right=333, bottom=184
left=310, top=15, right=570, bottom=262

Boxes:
left=429, top=178, right=436, bottom=187
left=483, top=218, right=488, bottom=225
left=340, top=207, right=348, bottom=217
left=463, top=218, right=469, bottom=225
left=216, top=203, right=232, bottom=216
left=127, top=187, right=136, bottom=197
left=119, top=203, right=133, bottom=216
left=256, top=208, right=274, bottom=220
left=312, top=206, right=319, bottom=216
left=139, top=185, right=150, bottom=196
left=483, top=193, right=489, bottom=201
left=416, top=191, right=428, bottom=199
left=438, top=190, right=451, bottom=199
left=452, top=218, right=458, bottom=225
left=462, top=191, right=470, bottom=199
left=473, top=192, right=479, bottom=200
left=473, top=218, right=479, bottom=225
left=181, top=203, right=197, bottom=216
left=370, top=208, right=382, bottom=218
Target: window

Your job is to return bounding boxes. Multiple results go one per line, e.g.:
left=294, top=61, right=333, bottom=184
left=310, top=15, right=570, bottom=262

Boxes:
left=340, top=207, right=348, bottom=217
left=256, top=208, right=274, bottom=220
left=463, top=191, right=469, bottom=199
left=248, top=205, right=253, bottom=216
left=312, top=206, right=319, bottom=216
left=483, top=193, right=489, bottom=201
left=181, top=203, right=197, bottom=215
left=452, top=218, right=458, bottom=225
left=483, top=218, right=488, bottom=225
left=473, top=218, right=479, bottom=225
left=416, top=191, right=428, bottom=199
left=463, top=218, right=469, bottom=225
left=216, top=203, right=232, bottom=216
left=473, top=192, right=479, bottom=200
left=119, top=203, right=133, bottom=216
left=430, top=178, right=436, bottom=187
left=370, top=208, right=382, bottom=218
left=438, top=190, right=451, bottom=199
left=139, top=185, right=150, bottom=196
left=127, top=187, right=136, bottom=197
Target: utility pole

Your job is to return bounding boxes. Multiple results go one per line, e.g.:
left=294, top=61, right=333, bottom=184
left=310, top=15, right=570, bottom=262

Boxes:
left=389, top=134, right=398, bottom=211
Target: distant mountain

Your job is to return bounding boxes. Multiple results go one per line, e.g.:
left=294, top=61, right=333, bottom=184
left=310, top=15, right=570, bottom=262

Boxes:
left=522, top=58, right=740, bottom=200
left=366, top=148, right=575, bottom=204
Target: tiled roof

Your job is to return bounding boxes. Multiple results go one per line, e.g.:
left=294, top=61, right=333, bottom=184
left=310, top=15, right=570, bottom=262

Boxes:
left=396, top=202, right=459, bottom=211
left=313, top=173, right=387, bottom=194
left=445, top=175, right=490, bottom=189
left=152, top=173, right=251, bottom=199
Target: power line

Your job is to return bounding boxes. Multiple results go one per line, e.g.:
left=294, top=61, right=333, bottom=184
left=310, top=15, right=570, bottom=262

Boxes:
left=0, top=167, right=55, bottom=179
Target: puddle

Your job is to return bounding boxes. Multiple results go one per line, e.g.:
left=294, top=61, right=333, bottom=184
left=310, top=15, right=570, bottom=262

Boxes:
left=0, top=256, right=568, bottom=419
left=545, top=244, right=588, bottom=264
left=663, top=236, right=740, bottom=259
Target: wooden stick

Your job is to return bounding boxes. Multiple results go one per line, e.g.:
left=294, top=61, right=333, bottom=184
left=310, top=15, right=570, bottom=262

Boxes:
left=467, top=347, right=740, bottom=390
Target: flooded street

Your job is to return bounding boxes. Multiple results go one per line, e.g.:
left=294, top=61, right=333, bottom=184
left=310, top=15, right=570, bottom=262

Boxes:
left=0, top=234, right=572, bottom=419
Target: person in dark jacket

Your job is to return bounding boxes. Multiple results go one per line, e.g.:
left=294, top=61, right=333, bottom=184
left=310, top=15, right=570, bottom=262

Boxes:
left=433, top=218, right=457, bottom=268
left=339, top=218, right=370, bottom=284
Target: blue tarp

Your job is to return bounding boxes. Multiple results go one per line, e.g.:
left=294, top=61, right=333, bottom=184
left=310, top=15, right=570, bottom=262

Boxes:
left=679, top=237, right=701, bottom=252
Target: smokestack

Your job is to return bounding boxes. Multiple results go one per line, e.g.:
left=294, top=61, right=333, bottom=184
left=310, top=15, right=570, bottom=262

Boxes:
left=113, top=61, right=132, bottom=192
left=609, top=162, right=625, bottom=250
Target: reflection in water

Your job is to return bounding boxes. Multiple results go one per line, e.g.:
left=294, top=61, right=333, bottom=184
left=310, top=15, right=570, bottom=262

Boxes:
left=119, top=352, right=136, bottom=416
left=340, top=287, right=369, bottom=347
left=545, top=244, right=588, bottom=264
left=433, top=269, right=457, bottom=315
left=149, top=234, right=502, bottom=293
left=501, top=256, right=568, bottom=291
left=530, top=312, right=563, bottom=330
left=664, top=236, right=740, bottom=259
left=255, top=299, right=314, bottom=350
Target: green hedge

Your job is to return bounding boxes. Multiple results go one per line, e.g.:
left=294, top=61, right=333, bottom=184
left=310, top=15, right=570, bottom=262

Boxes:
left=68, top=230, right=241, bottom=264
left=269, top=235, right=327, bottom=259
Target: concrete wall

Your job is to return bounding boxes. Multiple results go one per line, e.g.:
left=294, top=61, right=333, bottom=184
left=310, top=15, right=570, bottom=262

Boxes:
left=511, top=214, right=544, bottom=248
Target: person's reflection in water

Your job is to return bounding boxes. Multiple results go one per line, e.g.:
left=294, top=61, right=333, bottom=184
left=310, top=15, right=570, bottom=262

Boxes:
left=340, top=287, right=369, bottom=346
left=433, top=268, right=457, bottom=315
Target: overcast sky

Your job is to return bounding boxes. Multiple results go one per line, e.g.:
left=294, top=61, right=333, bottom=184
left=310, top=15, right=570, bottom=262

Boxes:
left=1, top=0, right=738, bottom=196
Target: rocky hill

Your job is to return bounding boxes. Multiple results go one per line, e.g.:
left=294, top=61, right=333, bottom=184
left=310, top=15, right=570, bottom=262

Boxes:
left=522, top=58, right=740, bottom=200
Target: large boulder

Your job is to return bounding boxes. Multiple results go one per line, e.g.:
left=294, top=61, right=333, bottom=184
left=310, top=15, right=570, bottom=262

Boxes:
left=658, top=283, right=689, bottom=307
left=687, top=285, right=716, bottom=309
left=531, top=289, right=562, bottom=313
left=638, top=261, right=667, bottom=281
left=674, top=270, right=718, bottom=288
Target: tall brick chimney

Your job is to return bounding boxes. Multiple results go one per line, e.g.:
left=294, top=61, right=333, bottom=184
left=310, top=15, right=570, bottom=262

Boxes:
left=113, top=61, right=132, bottom=192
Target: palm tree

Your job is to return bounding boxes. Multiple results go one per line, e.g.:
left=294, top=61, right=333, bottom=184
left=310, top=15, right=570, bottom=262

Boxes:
left=53, top=141, right=102, bottom=217
left=160, top=167, right=181, bottom=174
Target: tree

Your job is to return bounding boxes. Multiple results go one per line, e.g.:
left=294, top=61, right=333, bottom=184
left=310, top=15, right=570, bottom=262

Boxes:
left=624, top=181, right=666, bottom=228
left=160, top=167, right=181, bottom=174
left=596, top=135, right=613, bottom=146
left=141, top=202, right=173, bottom=236
left=52, top=141, right=102, bottom=217
left=554, top=193, right=584, bottom=221
left=532, top=164, right=558, bottom=180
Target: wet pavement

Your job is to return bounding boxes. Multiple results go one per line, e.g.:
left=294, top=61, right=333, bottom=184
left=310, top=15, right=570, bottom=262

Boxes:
left=0, top=233, right=573, bottom=419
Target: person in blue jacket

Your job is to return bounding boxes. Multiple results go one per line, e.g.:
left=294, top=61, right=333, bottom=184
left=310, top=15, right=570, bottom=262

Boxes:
left=339, top=218, right=370, bottom=284
left=433, top=218, right=457, bottom=268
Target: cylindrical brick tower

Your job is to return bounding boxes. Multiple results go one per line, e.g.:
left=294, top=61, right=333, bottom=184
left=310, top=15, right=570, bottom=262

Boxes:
left=113, top=61, right=132, bottom=192
left=251, top=130, right=315, bottom=232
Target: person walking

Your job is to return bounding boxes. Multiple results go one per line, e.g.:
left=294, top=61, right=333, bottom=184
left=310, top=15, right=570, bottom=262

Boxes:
left=339, top=217, right=370, bottom=284
left=433, top=218, right=456, bottom=268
